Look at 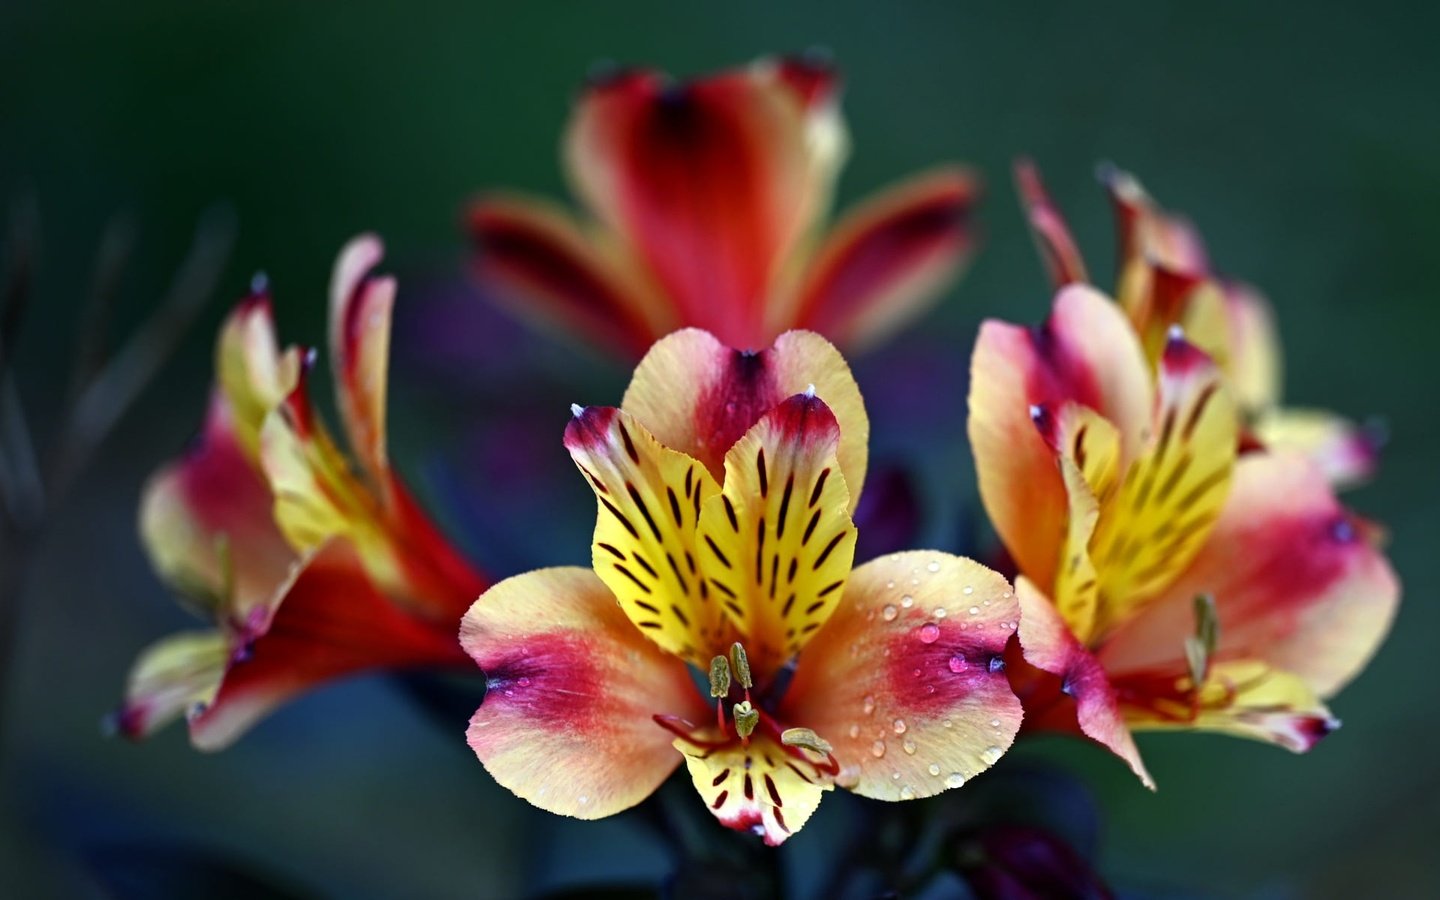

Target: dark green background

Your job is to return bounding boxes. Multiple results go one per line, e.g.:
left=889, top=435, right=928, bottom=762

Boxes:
left=3, top=2, right=1436, bottom=897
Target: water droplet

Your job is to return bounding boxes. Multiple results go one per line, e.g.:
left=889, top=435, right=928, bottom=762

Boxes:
left=933, top=607, right=947, bottom=618
left=942, top=719, right=953, bottom=729
left=848, top=724, right=860, bottom=738
left=989, top=718, right=1001, bottom=729
left=946, top=772, right=966, bottom=788
left=912, top=667, right=922, bottom=678
left=891, top=771, right=902, bottom=780
left=865, top=610, right=875, bottom=622
left=983, top=599, right=992, bottom=607
left=948, top=655, right=967, bottom=673
left=982, top=746, right=1003, bottom=765
left=928, top=763, right=942, bottom=776
left=918, top=622, right=940, bottom=643
left=886, top=580, right=896, bottom=589
left=578, top=795, right=590, bottom=806
left=925, top=684, right=936, bottom=694
left=893, top=718, right=907, bottom=734
left=882, top=604, right=898, bottom=622
left=871, top=740, right=887, bottom=758
left=901, top=594, right=915, bottom=609
left=962, top=585, right=974, bottom=595
left=926, top=561, right=941, bottom=573
left=863, top=694, right=877, bottom=715
left=968, top=606, right=980, bottom=615
left=960, top=622, right=969, bottom=630
left=902, top=739, right=917, bottom=755
left=899, top=785, right=915, bottom=799
left=517, top=676, right=531, bottom=688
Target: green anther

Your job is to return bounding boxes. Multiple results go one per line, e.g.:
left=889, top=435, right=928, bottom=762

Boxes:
left=1184, top=593, right=1219, bottom=689
left=733, top=700, right=760, bottom=739
left=729, top=642, right=753, bottom=690
left=781, top=727, right=833, bottom=755
left=708, top=655, right=732, bottom=698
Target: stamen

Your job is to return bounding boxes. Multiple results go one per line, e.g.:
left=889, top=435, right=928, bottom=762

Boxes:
left=780, top=727, right=832, bottom=755
left=708, top=656, right=732, bottom=698
left=1183, top=593, right=1219, bottom=691
left=729, top=642, right=753, bottom=691
left=733, top=700, right=759, bottom=743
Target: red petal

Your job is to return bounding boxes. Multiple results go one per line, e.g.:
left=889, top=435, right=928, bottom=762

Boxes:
left=1014, top=159, right=1089, bottom=287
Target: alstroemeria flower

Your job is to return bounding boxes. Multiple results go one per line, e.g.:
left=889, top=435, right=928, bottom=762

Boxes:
left=968, top=285, right=1399, bottom=787
left=117, top=236, right=488, bottom=749
left=467, top=55, right=977, bottom=359
left=1016, top=161, right=1380, bottom=487
left=462, top=329, right=1021, bottom=844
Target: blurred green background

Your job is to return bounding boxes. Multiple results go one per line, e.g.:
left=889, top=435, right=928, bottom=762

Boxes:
left=2, top=1, right=1437, bottom=897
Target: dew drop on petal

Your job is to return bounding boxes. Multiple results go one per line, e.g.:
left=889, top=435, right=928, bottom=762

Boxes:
left=968, top=606, right=980, bottom=615
left=863, top=695, right=877, bottom=715
left=882, top=605, right=899, bottom=622
left=982, top=746, right=1004, bottom=765
left=946, top=772, right=966, bottom=788
left=927, top=561, right=941, bottom=573
left=933, top=607, right=947, bottom=618
left=948, top=655, right=967, bottom=673
left=891, top=771, right=902, bottom=780
left=848, top=724, right=861, bottom=739
left=962, top=586, right=974, bottom=595
left=902, top=739, right=917, bottom=755
left=578, top=795, right=590, bottom=806
left=918, top=623, right=940, bottom=643
left=893, top=718, right=907, bottom=735
left=928, top=763, right=942, bottom=776
left=886, top=580, right=896, bottom=589
left=901, top=594, right=915, bottom=609
left=517, top=677, right=531, bottom=688
left=989, top=718, right=1001, bottom=729
left=871, top=740, right=887, bottom=758
left=900, top=785, right=915, bottom=799
left=942, top=718, right=953, bottom=728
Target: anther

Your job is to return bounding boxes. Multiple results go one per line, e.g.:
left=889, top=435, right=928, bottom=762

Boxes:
left=733, top=700, right=759, bottom=742
left=708, top=655, right=732, bottom=698
left=781, top=727, right=832, bottom=755
left=729, top=642, right=753, bottom=691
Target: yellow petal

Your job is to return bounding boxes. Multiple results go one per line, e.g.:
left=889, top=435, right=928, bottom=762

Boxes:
left=1252, top=408, right=1379, bottom=489
left=114, top=630, right=228, bottom=740
left=676, top=730, right=831, bottom=846
left=564, top=406, right=729, bottom=666
left=328, top=234, right=395, bottom=483
left=697, top=393, right=856, bottom=678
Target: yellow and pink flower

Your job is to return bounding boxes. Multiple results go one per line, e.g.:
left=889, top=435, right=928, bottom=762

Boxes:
left=467, top=55, right=977, bottom=358
left=968, top=285, right=1399, bottom=786
left=461, top=329, right=1022, bottom=844
left=117, top=236, right=487, bottom=749
left=1016, top=161, right=1381, bottom=488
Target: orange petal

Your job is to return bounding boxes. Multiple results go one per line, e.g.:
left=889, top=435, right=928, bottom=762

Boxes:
left=328, top=234, right=394, bottom=482
left=140, top=391, right=296, bottom=624
left=1100, top=452, right=1399, bottom=700
left=781, top=553, right=1025, bottom=800
left=788, top=167, right=978, bottom=350
left=184, top=540, right=470, bottom=750
left=1088, top=333, right=1237, bottom=634
left=676, top=730, right=831, bottom=846
left=621, top=328, right=868, bottom=502
left=1252, top=408, right=1380, bottom=489
left=564, top=406, right=728, bottom=666
left=564, top=65, right=817, bottom=348
left=465, top=195, right=673, bottom=359
left=968, top=285, right=1152, bottom=592
left=1013, top=578, right=1153, bottom=789
left=462, top=567, right=705, bottom=819
left=697, top=393, right=856, bottom=677
left=1014, top=159, right=1088, bottom=287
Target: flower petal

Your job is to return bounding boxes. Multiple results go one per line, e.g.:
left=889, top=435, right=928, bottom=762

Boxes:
left=188, top=540, right=470, bottom=750
left=698, top=394, right=856, bottom=678
left=565, top=66, right=817, bottom=348
left=788, top=167, right=978, bottom=350
left=1221, top=281, right=1281, bottom=415
left=1089, top=334, right=1237, bottom=634
left=781, top=553, right=1024, bottom=800
left=1014, top=578, right=1153, bottom=789
left=213, top=294, right=302, bottom=458
left=676, top=731, right=831, bottom=846
left=465, top=194, right=673, bottom=359
left=140, top=392, right=296, bottom=623
left=462, top=567, right=705, bottom=819
left=114, top=630, right=228, bottom=740
left=328, top=234, right=395, bottom=482
left=968, top=286, right=1152, bottom=592
left=1121, top=660, right=1339, bottom=753
left=621, top=328, right=868, bottom=502
left=1014, top=159, right=1088, bottom=287
left=564, top=406, right=728, bottom=666
left=1100, top=452, right=1399, bottom=699
left=1252, top=408, right=1380, bottom=489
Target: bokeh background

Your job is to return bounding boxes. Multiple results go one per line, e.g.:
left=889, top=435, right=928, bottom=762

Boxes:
left=3, top=1, right=1437, bottom=897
